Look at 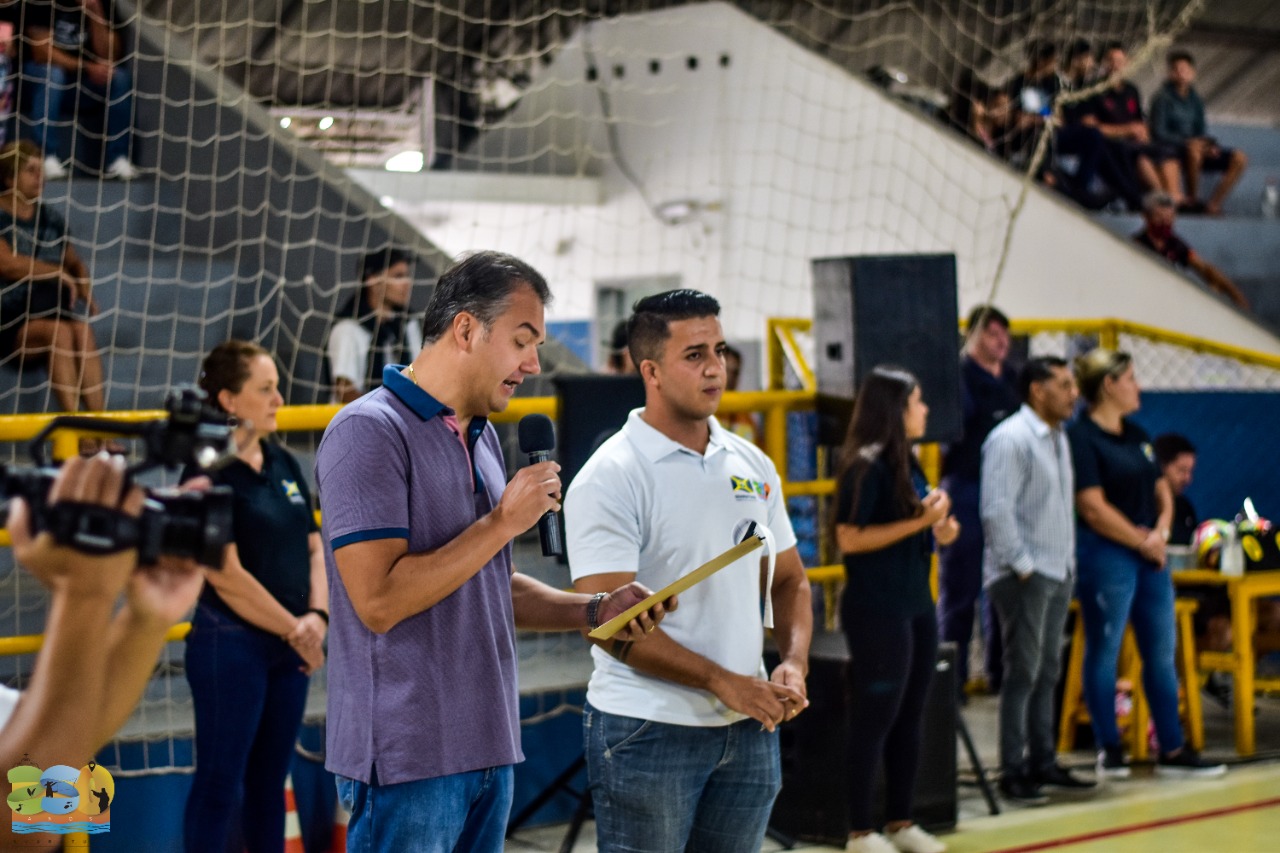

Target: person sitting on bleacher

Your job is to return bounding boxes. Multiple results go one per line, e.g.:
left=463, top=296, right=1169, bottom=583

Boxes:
left=18, top=0, right=137, bottom=180
left=1133, top=191, right=1249, bottom=310
left=1149, top=50, right=1246, bottom=216
left=0, top=138, right=106, bottom=412
left=1081, top=43, right=1164, bottom=209
left=1058, top=38, right=1144, bottom=212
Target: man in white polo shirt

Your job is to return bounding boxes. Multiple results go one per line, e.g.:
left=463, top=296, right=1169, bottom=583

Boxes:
left=565, top=289, right=813, bottom=853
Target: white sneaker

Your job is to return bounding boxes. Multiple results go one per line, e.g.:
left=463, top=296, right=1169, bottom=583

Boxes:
left=847, top=833, right=898, bottom=853
left=886, top=823, right=947, bottom=853
left=42, top=155, right=67, bottom=180
left=103, top=156, right=138, bottom=180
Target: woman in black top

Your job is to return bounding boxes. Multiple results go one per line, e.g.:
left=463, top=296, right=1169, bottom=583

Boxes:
left=0, top=140, right=105, bottom=412
left=1068, top=349, right=1223, bottom=779
left=183, top=341, right=329, bottom=853
left=834, top=366, right=959, bottom=853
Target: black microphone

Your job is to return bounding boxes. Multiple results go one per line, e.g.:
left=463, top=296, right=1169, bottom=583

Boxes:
left=517, top=414, right=563, bottom=557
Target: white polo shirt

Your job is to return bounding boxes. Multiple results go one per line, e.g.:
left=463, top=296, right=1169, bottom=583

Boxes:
left=566, top=409, right=797, bottom=727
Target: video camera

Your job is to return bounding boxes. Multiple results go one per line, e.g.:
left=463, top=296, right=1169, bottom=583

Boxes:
left=1, top=387, right=236, bottom=568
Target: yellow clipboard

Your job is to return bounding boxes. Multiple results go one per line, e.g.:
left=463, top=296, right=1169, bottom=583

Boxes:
left=587, top=532, right=765, bottom=640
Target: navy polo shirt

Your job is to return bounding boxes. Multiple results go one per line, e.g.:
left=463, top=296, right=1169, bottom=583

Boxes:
left=186, top=441, right=318, bottom=622
left=1068, top=415, right=1159, bottom=529
left=941, top=356, right=1020, bottom=483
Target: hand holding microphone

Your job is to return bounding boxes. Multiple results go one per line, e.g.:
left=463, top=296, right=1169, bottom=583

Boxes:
left=515, top=414, right=564, bottom=556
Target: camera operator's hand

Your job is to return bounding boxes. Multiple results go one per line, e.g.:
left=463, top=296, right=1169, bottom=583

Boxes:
left=6, top=453, right=142, bottom=598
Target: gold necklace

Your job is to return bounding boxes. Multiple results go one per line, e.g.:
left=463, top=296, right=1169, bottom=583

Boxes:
left=406, top=363, right=418, bottom=387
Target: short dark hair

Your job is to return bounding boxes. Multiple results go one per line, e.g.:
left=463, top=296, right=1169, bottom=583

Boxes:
left=1154, top=433, right=1196, bottom=467
left=965, top=304, right=1010, bottom=332
left=420, top=250, right=551, bottom=343
left=627, top=289, right=721, bottom=366
left=359, top=247, right=413, bottom=284
left=1065, top=38, right=1092, bottom=65
left=1167, top=49, right=1195, bottom=68
left=1026, top=38, right=1058, bottom=65
left=1017, top=355, right=1069, bottom=402
left=1099, top=40, right=1125, bottom=58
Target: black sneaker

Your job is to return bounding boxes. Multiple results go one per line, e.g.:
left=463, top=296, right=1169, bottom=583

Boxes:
left=999, top=774, right=1049, bottom=806
left=1203, top=672, right=1233, bottom=710
left=1034, top=763, right=1097, bottom=789
left=1097, top=745, right=1131, bottom=779
left=1156, top=749, right=1227, bottom=778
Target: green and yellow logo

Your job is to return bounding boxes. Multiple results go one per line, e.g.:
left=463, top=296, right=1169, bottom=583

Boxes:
left=7, top=759, right=113, bottom=836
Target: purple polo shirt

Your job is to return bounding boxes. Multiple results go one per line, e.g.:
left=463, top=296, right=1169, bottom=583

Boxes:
left=316, top=365, right=521, bottom=785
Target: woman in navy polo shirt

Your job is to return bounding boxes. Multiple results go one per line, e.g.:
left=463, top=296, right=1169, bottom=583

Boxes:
left=1069, top=348, right=1223, bottom=780
left=833, top=366, right=959, bottom=853
left=183, top=340, right=329, bottom=853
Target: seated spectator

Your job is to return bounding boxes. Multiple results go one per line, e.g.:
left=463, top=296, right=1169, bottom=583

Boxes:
left=0, top=452, right=204, bottom=846
left=1149, top=50, right=1246, bottom=216
left=326, top=247, right=420, bottom=404
left=722, top=343, right=761, bottom=444
left=1058, top=38, right=1144, bottom=211
left=0, top=139, right=106, bottom=412
left=1133, top=191, right=1249, bottom=310
left=18, top=0, right=136, bottom=180
left=1081, top=43, right=1163, bottom=207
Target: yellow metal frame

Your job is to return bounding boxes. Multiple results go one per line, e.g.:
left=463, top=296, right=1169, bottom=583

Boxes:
left=0, top=318, right=1274, bottom=639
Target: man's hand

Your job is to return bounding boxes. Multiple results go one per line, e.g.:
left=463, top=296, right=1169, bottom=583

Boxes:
left=710, top=671, right=805, bottom=732
left=594, top=581, right=677, bottom=640
left=770, top=659, right=809, bottom=723
left=494, top=462, right=561, bottom=535
left=6, top=453, right=141, bottom=598
left=933, top=515, right=961, bottom=546
left=124, top=557, right=203, bottom=630
left=83, top=61, right=112, bottom=88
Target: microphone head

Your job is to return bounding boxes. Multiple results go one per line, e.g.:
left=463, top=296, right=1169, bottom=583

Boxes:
left=518, top=413, right=556, bottom=454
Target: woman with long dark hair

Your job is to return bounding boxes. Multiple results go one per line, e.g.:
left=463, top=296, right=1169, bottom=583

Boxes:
left=834, top=366, right=958, bottom=853
left=183, top=340, right=328, bottom=852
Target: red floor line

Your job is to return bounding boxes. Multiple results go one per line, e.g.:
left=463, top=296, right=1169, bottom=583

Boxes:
left=983, top=795, right=1280, bottom=853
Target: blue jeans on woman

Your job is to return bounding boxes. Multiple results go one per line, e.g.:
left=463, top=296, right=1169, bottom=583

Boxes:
left=21, top=61, right=133, bottom=165
left=1076, top=528, right=1184, bottom=754
left=183, top=604, right=310, bottom=853
left=584, top=702, right=781, bottom=853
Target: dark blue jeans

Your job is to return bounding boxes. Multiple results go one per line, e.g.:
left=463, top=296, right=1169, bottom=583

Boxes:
left=937, top=476, right=1002, bottom=687
left=21, top=61, right=133, bottom=164
left=183, top=604, right=310, bottom=853
left=336, top=765, right=513, bottom=853
left=1076, top=528, right=1184, bottom=754
left=584, top=703, right=781, bottom=853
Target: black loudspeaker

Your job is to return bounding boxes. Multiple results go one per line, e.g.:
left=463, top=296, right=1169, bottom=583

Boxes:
left=553, top=375, right=646, bottom=489
left=767, top=634, right=957, bottom=846
left=811, top=254, right=963, bottom=446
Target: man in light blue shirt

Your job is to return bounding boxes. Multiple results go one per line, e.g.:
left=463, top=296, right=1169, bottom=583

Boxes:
left=981, top=356, right=1095, bottom=804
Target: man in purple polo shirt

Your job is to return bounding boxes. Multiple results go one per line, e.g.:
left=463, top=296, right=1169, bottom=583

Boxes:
left=316, top=250, right=671, bottom=852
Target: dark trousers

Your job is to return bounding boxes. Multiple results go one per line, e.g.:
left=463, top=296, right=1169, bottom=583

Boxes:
left=183, top=604, right=310, bottom=853
left=936, top=477, right=1002, bottom=688
left=989, top=573, right=1072, bottom=775
left=842, top=609, right=938, bottom=831
left=1056, top=124, right=1145, bottom=210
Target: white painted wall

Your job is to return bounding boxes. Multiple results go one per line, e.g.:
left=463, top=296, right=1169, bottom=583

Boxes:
left=353, top=2, right=1280, bottom=356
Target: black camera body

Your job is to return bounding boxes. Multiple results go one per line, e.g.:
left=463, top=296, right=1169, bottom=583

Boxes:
left=0, top=387, right=238, bottom=569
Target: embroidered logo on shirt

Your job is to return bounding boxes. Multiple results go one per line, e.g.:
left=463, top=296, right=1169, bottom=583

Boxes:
left=281, top=479, right=307, bottom=505
left=1141, top=442, right=1155, bottom=463
left=731, top=476, right=770, bottom=501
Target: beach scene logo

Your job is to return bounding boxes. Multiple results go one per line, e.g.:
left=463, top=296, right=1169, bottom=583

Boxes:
left=7, top=758, right=113, bottom=836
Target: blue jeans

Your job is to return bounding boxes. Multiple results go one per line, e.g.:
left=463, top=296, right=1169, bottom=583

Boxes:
left=584, top=702, right=781, bottom=853
left=1076, top=528, right=1184, bottom=754
left=21, top=61, right=133, bottom=164
left=183, top=604, right=310, bottom=853
left=336, top=765, right=513, bottom=853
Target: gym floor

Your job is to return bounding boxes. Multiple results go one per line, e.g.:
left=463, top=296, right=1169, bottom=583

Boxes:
left=504, top=690, right=1280, bottom=852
